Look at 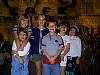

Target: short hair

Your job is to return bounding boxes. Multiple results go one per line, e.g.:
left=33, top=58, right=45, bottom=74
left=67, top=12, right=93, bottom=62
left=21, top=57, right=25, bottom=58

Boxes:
left=17, top=28, right=28, bottom=36
left=69, top=25, right=79, bottom=35
left=18, top=14, right=29, bottom=21
left=38, top=14, right=45, bottom=19
left=47, top=20, right=57, bottom=27
left=60, top=23, right=68, bottom=28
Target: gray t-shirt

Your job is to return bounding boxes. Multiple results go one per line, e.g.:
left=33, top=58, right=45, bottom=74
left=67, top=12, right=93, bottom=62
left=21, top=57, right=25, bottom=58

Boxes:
left=41, top=34, right=64, bottom=56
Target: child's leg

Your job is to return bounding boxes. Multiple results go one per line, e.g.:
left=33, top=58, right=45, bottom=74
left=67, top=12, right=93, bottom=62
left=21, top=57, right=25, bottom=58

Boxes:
left=35, top=60, right=42, bottom=75
left=60, top=66, right=66, bottom=75
left=60, top=58, right=67, bottom=75
left=42, top=64, right=50, bottom=75
left=21, top=55, right=29, bottom=75
left=11, top=56, right=21, bottom=75
left=51, top=64, right=60, bottom=75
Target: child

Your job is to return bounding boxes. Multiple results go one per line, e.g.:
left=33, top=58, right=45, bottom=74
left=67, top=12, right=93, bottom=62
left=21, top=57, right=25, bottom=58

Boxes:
left=66, top=25, right=82, bottom=75
left=13, top=14, right=32, bottom=52
left=58, top=24, right=70, bottom=75
left=11, top=28, right=31, bottom=75
left=29, top=14, right=49, bottom=75
left=41, top=21, right=64, bottom=75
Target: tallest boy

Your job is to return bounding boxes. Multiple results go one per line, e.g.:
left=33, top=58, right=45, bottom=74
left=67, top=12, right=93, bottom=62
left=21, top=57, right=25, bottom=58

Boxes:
left=29, top=14, right=49, bottom=75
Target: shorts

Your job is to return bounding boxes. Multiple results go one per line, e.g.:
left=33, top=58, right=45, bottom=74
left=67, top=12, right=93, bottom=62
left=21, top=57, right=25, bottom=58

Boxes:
left=30, top=54, right=43, bottom=62
left=60, top=55, right=67, bottom=66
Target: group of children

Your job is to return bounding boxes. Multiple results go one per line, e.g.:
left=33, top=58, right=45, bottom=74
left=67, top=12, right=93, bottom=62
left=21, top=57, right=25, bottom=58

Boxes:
left=11, top=14, right=82, bottom=75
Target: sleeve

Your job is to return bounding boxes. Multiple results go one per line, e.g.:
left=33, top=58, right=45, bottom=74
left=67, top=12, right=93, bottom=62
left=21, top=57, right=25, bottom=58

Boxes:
left=65, top=36, right=70, bottom=45
left=58, top=35, right=64, bottom=50
left=18, top=42, right=31, bottom=56
left=12, top=40, right=17, bottom=51
left=12, top=25, right=18, bottom=33
left=27, top=26, right=32, bottom=32
left=41, top=36, right=47, bottom=51
left=77, top=37, right=82, bottom=57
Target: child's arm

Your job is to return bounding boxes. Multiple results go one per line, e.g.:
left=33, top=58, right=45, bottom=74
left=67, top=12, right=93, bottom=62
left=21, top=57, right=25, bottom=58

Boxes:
left=12, top=40, right=24, bottom=64
left=76, top=38, right=82, bottom=64
left=18, top=42, right=31, bottom=56
left=61, top=43, right=70, bottom=60
left=42, top=49, right=51, bottom=60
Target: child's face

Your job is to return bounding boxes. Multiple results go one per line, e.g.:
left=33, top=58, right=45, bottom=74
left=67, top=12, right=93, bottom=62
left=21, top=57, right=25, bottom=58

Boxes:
left=48, top=22, right=56, bottom=33
left=60, top=25, right=67, bottom=33
left=38, top=15, right=46, bottom=26
left=69, top=28, right=76, bottom=36
left=18, top=31, right=27, bottom=42
left=20, top=18, right=28, bottom=28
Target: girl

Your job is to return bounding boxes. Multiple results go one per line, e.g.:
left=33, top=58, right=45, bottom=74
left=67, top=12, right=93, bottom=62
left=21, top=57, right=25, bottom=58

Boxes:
left=11, top=28, right=31, bottom=75
left=58, top=24, right=70, bottom=75
left=66, top=25, right=82, bottom=75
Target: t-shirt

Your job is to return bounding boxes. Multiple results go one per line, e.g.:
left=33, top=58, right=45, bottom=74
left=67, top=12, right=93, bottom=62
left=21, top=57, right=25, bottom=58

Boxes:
left=58, top=33, right=70, bottom=55
left=67, top=36, right=81, bottom=57
left=12, top=40, right=31, bottom=56
left=41, top=34, right=64, bottom=56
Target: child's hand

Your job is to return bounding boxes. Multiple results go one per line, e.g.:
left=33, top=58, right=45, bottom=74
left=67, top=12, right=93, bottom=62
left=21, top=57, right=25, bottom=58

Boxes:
left=76, top=58, right=80, bottom=64
left=49, top=56, right=55, bottom=64
left=18, top=57, right=24, bottom=64
left=29, top=55, right=33, bottom=61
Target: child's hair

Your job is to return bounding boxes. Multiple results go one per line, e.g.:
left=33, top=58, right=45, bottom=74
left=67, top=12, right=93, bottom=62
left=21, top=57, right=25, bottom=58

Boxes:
left=69, top=25, right=79, bottom=35
left=47, top=20, right=57, bottom=27
left=18, top=14, right=29, bottom=20
left=60, top=23, right=68, bottom=28
left=17, top=28, right=28, bottom=36
left=17, top=14, right=29, bottom=26
left=38, top=14, right=45, bottom=19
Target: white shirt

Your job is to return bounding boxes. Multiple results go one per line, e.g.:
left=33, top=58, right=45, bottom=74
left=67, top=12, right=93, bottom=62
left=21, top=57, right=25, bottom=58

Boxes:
left=58, top=33, right=70, bottom=54
left=12, top=40, right=31, bottom=56
left=67, top=36, right=82, bottom=57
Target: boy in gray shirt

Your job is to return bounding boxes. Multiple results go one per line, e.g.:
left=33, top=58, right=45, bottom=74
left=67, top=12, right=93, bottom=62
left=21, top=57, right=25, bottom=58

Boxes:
left=41, top=21, right=64, bottom=75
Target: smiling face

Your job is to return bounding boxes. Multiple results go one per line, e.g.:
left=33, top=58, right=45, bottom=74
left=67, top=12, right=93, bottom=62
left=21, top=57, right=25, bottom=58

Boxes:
left=38, top=15, right=46, bottom=26
left=18, top=31, right=27, bottom=42
left=20, top=18, right=29, bottom=28
left=60, top=25, right=67, bottom=33
left=69, top=28, right=76, bottom=36
left=48, top=22, right=56, bottom=33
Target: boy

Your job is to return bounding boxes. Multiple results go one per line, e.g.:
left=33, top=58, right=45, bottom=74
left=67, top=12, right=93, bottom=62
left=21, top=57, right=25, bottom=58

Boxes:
left=41, top=21, right=64, bottom=75
left=29, top=14, right=49, bottom=75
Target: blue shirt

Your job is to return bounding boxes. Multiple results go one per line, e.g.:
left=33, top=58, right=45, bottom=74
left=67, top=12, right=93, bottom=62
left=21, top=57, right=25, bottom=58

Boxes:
left=29, top=27, right=49, bottom=54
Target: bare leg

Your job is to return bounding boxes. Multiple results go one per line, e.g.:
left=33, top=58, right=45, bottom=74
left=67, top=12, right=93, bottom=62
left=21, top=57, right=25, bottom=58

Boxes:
left=60, top=66, right=66, bottom=75
left=35, top=60, right=42, bottom=75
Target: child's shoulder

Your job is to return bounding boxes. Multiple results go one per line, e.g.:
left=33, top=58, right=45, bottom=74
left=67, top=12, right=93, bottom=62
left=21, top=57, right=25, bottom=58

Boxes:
left=43, top=34, right=49, bottom=38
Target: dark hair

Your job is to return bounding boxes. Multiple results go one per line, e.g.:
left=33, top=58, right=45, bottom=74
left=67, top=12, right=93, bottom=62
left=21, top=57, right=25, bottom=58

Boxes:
left=17, top=28, right=28, bottom=36
left=69, top=26, right=79, bottom=35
